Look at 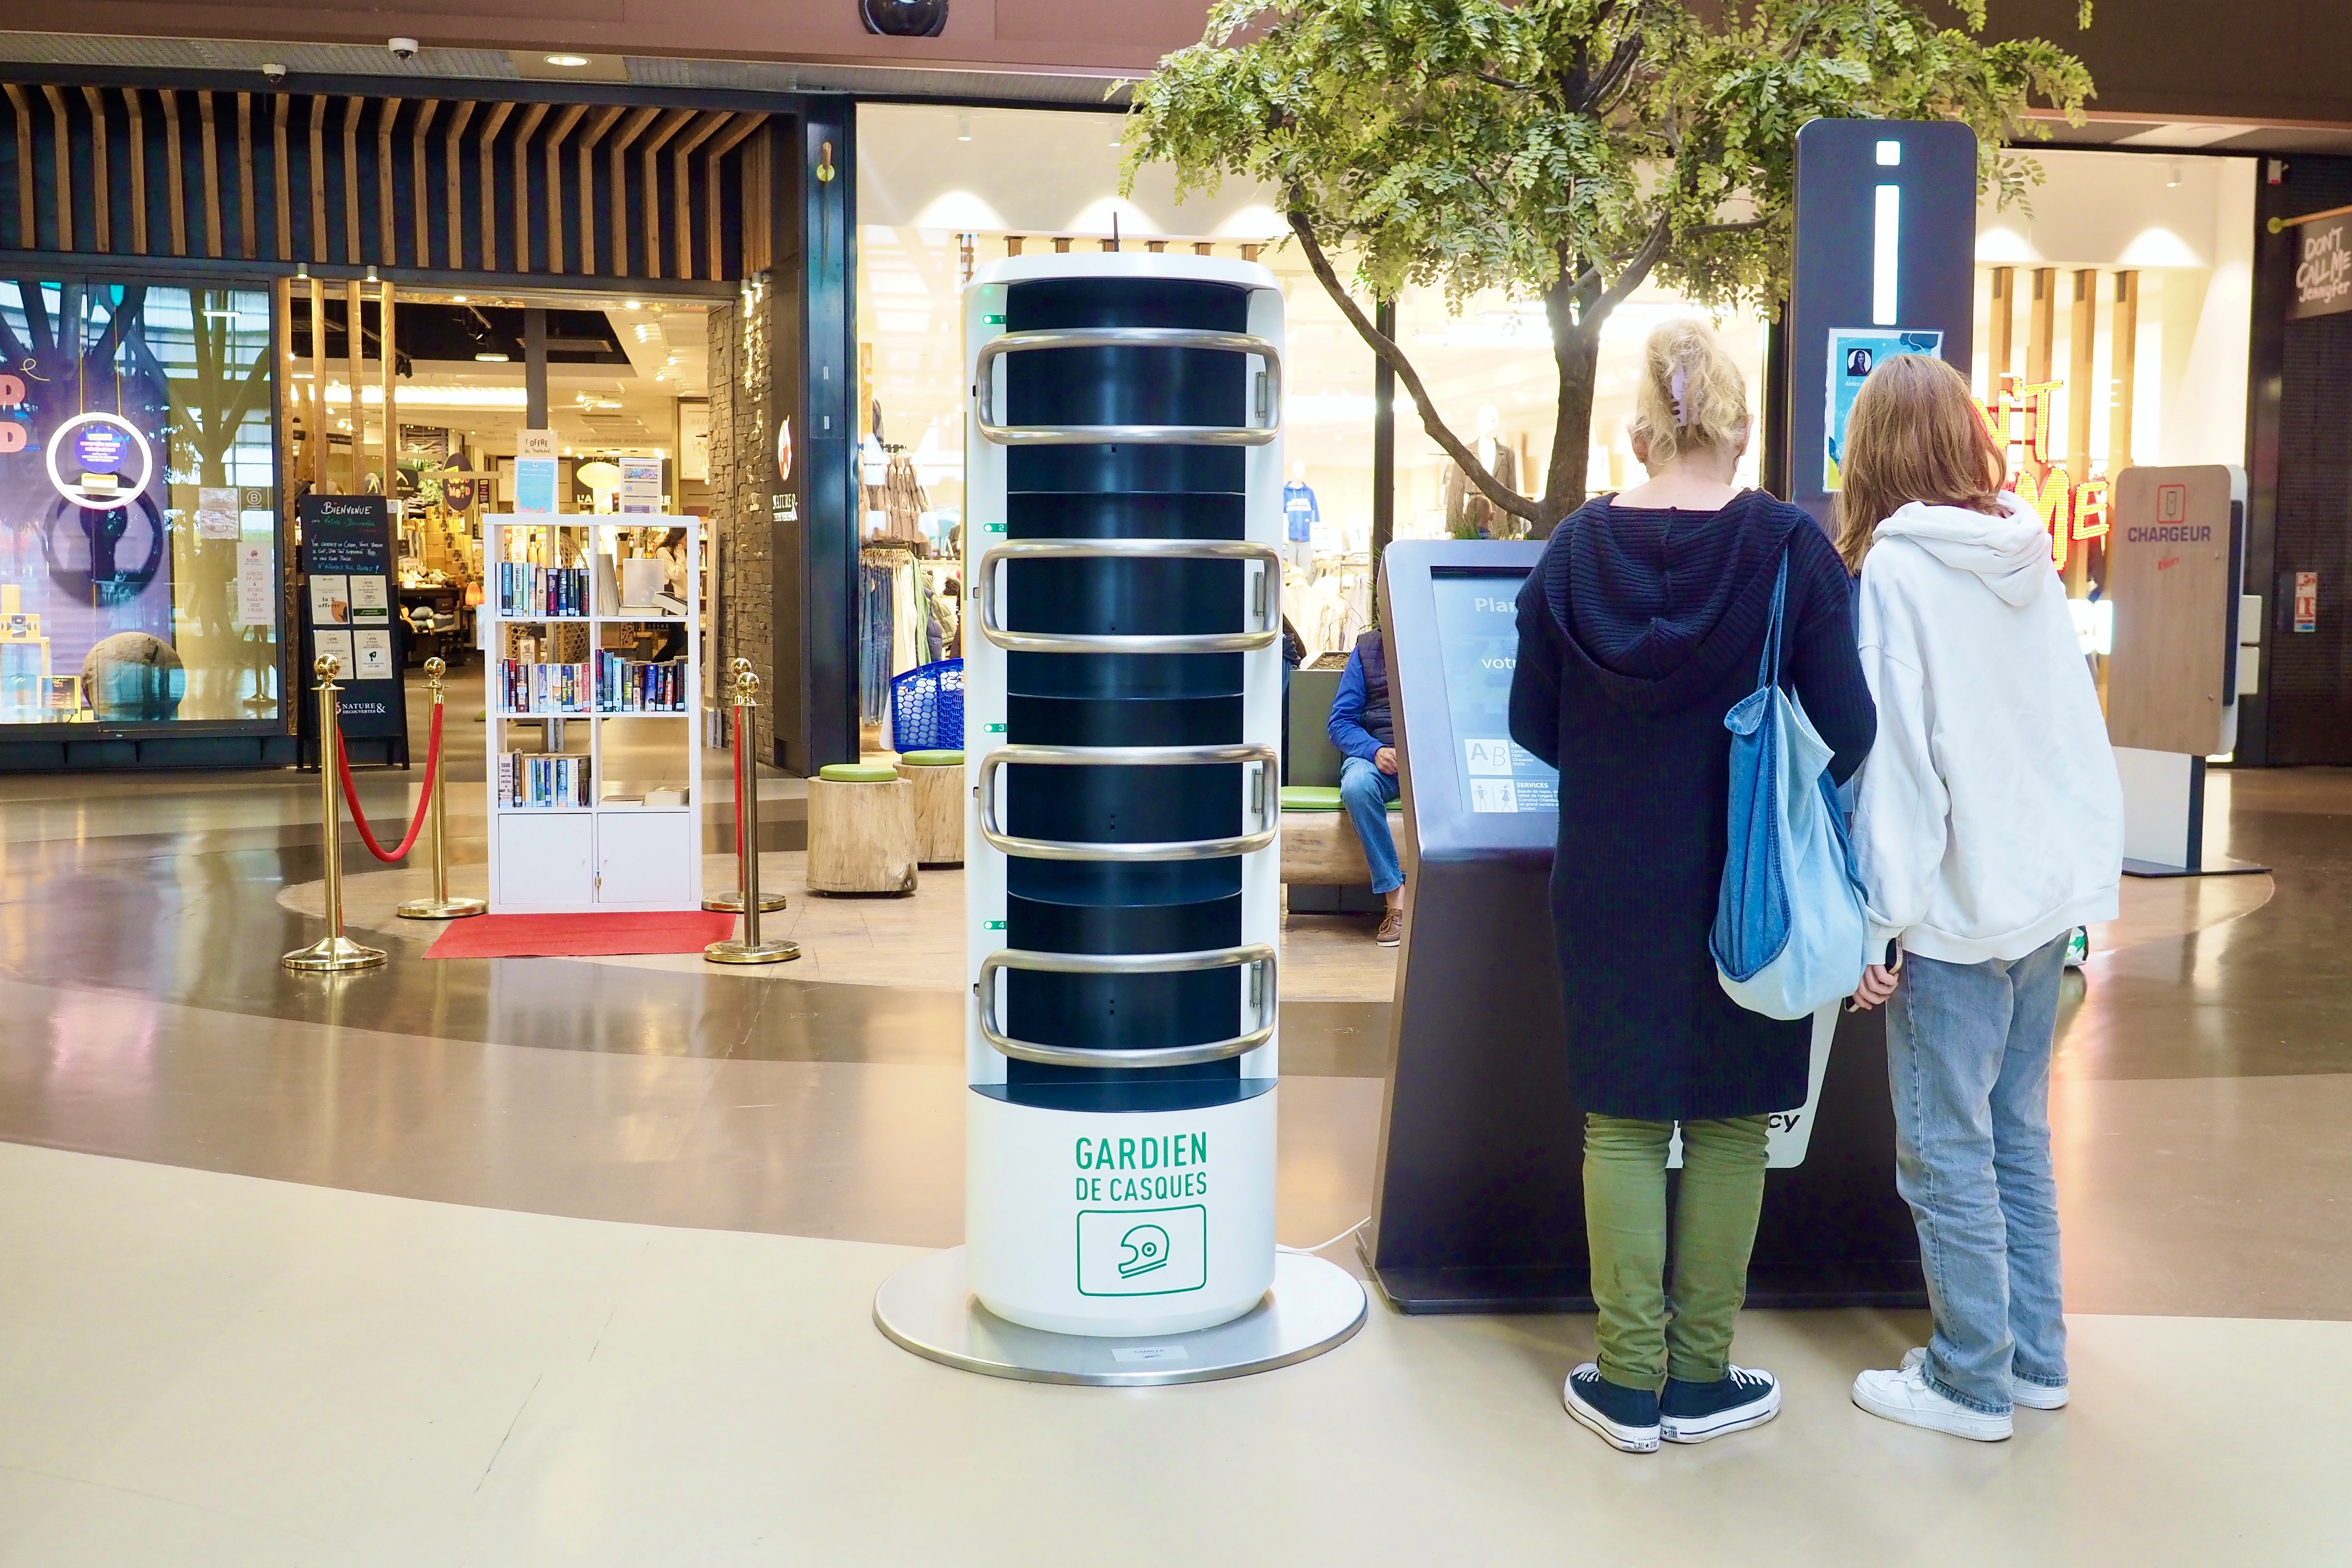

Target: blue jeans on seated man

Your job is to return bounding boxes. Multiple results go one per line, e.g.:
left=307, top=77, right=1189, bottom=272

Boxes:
left=1337, top=755, right=1403, bottom=896
left=1884, top=931, right=2072, bottom=1416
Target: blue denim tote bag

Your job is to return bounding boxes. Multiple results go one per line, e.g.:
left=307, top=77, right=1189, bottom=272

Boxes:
left=1710, top=551, right=1869, bottom=1019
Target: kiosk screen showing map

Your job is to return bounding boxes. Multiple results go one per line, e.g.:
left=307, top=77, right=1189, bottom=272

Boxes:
left=1429, top=568, right=1558, bottom=815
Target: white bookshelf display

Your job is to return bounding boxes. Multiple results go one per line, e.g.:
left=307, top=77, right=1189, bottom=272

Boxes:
left=482, top=514, right=703, bottom=913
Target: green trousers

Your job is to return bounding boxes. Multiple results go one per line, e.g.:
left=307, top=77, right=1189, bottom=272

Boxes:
left=1583, top=1112, right=1770, bottom=1390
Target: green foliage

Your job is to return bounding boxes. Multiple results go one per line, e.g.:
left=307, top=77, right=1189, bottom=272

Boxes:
left=1122, top=0, right=2094, bottom=523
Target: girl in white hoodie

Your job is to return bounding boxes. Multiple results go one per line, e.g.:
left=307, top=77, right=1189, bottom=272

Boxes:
left=1838, top=353, right=2124, bottom=1443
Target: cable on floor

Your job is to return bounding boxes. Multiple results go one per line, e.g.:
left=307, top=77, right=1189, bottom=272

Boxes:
left=1277, top=1218, right=1369, bottom=1255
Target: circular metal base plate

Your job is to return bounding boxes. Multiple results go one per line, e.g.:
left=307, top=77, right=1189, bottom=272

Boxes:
left=395, top=898, right=487, bottom=921
left=874, top=1246, right=1366, bottom=1387
left=701, top=894, right=789, bottom=913
left=281, top=935, right=389, bottom=972
left=704, top=938, right=801, bottom=965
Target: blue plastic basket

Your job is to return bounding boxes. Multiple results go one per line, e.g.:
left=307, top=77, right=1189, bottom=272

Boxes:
left=889, top=659, right=965, bottom=753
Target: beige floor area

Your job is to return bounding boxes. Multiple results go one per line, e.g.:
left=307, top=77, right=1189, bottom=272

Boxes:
left=278, top=853, right=1404, bottom=1000
left=3, top=1138, right=2340, bottom=1568
left=279, top=850, right=2270, bottom=1004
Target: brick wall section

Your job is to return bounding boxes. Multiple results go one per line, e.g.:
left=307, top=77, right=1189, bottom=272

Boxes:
left=707, top=297, right=776, bottom=762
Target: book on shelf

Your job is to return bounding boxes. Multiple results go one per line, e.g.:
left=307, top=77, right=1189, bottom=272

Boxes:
left=500, top=659, right=592, bottom=713
left=497, top=560, right=589, bottom=618
left=593, top=651, right=688, bottom=713
left=497, top=750, right=592, bottom=808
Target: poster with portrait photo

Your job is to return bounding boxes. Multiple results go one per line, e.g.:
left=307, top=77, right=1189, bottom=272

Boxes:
left=1823, top=329, right=1944, bottom=490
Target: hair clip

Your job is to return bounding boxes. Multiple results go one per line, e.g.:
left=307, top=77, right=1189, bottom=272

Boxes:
left=1669, top=366, right=1690, bottom=427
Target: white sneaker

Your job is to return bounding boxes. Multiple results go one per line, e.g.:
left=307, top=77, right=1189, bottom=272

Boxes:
left=1852, top=1362, right=2012, bottom=1441
left=1901, top=1346, right=2069, bottom=1410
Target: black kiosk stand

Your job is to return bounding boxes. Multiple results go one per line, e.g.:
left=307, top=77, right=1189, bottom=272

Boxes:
left=1359, top=541, right=1924, bottom=1313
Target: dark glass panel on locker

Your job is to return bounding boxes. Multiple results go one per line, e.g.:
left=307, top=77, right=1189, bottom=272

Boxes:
left=1006, top=558, right=1242, bottom=636
left=1005, top=348, right=1245, bottom=431
left=1005, top=277, right=1250, bottom=333
left=1006, top=855, right=1240, bottom=905
left=1005, top=966, right=1244, bottom=1053
left=1004, top=761, right=1242, bottom=847
left=1009, top=884, right=1240, bottom=957
left=1006, top=651, right=1241, bottom=701
left=1007, top=445, right=1245, bottom=496
left=994, top=1059, right=1252, bottom=1112
left=1006, top=491, right=1243, bottom=542
left=1008, top=694, right=1241, bottom=747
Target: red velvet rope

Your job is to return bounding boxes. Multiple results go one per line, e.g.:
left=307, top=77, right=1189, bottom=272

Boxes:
left=336, top=701, right=443, bottom=863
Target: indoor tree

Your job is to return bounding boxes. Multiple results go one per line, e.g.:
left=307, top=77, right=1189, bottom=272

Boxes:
left=1122, top=0, right=2095, bottom=539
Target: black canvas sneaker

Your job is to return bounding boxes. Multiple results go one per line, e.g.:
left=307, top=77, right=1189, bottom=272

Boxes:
left=1659, top=1364, right=1782, bottom=1443
left=1563, top=1363, right=1661, bottom=1453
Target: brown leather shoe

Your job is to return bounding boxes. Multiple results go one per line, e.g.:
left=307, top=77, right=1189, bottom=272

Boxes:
left=1376, top=907, right=1403, bottom=946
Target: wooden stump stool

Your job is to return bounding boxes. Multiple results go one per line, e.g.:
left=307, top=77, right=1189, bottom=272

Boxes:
left=1278, top=784, right=1406, bottom=886
left=896, top=749, right=965, bottom=867
left=807, top=763, right=918, bottom=895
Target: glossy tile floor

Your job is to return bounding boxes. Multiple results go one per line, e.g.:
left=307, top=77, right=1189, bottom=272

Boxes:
left=1, top=696, right=2348, bottom=1563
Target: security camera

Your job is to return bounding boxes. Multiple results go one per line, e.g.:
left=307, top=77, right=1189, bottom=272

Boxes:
left=859, top=0, right=947, bottom=37
left=260, top=61, right=287, bottom=84
left=387, top=37, right=419, bottom=61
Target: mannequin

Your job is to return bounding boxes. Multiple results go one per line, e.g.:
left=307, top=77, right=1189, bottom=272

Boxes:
left=1281, top=461, right=1320, bottom=571
left=1442, top=404, right=1520, bottom=539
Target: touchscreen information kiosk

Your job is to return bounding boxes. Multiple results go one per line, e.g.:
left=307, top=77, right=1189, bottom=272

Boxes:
left=1363, top=540, right=1922, bottom=1313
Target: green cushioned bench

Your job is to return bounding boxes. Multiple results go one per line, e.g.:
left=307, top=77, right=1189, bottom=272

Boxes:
left=1281, top=784, right=1401, bottom=813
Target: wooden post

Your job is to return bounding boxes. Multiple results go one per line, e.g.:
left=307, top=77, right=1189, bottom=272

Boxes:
left=380, top=280, right=397, bottom=499
left=308, top=275, right=327, bottom=490
left=1985, top=268, right=2013, bottom=399
left=347, top=279, right=365, bottom=492
left=2111, top=271, right=2140, bottom=473
left=2026, top=267, right=2056, bottom=387
left=277, top=277, right=297, bottom=495
left=2065, top=268, right=2099, bottom=594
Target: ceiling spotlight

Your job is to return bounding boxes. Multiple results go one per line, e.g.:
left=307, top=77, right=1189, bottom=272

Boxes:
left=452, top=294, right=468, bottom=303
left=546, top=54, right=591, bottom=67
left=624, top=300, right=642, bottom=309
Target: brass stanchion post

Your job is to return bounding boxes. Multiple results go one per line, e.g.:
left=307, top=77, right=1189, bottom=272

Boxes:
left=398, top=656, right=487, bottom=920
left=691, top=658, right=785, bottom=921
left=284, top=655, right=390, bottom=972
left=706, top=668, right=799, bottom=965
left=703, top=656, right=786, bottom=914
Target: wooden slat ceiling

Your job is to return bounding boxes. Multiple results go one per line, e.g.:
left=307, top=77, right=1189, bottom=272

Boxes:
left=0, top=84, right=775, bottom=281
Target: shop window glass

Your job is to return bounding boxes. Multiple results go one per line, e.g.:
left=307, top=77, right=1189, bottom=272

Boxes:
left=0, top=279, right=279, bottom=726
left=853, top=104, right=1764, bottom=691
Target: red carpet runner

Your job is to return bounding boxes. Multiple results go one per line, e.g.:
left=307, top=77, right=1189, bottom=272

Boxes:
left=423, top=911, right=740, bottom=959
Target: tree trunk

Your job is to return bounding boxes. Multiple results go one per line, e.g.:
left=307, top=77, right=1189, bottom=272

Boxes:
left=1369, top=298, right=1396, bottom=618
left=1540, top=323, right=1602, bottom=537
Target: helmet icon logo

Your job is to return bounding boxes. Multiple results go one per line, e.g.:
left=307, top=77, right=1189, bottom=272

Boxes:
left=1116, top=1223, right=1171, bottom=1279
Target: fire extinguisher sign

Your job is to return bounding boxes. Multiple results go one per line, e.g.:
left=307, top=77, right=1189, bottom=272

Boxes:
left=2294, top=571, right=2319, bottom=633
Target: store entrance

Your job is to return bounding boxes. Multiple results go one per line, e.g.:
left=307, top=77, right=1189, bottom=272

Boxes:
left=281, top=281, right=720, bottom=760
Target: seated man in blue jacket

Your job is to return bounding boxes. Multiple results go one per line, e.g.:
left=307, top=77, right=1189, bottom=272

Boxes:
left=1328, top=627, right=1406, bottom=946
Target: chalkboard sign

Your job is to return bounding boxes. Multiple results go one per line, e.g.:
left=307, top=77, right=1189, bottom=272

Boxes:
left=2291, top=213, right=2352, bottom=320
left=297, top=494, right=408, bottom=764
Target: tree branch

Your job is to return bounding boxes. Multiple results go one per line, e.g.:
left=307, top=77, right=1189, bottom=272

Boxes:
left=1684, top=216, right=1774, bottom=238
left=1583, top=216, right=1673, bottom=330
left=1286, top=209, right=1539, bottom=525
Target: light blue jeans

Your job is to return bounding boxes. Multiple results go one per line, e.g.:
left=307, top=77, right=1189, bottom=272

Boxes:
left=1884, top=932, right=2072, bottom=1415
left=1338, top=754, right=1403, bottom=896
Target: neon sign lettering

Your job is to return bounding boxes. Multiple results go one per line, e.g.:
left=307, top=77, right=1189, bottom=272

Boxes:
left=1974, top=381, right=2109, bottom=572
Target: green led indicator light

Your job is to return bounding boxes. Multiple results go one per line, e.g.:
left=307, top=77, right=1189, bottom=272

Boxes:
left=984, top=313, right=1006, bottom=324
left=985, top=920, right=1006, bottom=931
left=985, top=722, right=1007, bottom=734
